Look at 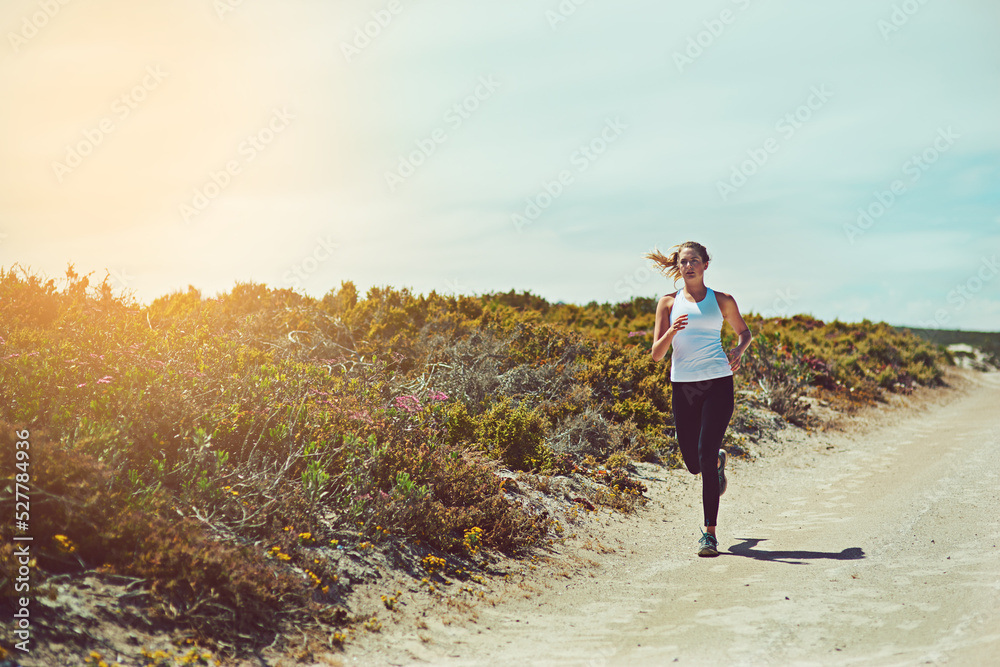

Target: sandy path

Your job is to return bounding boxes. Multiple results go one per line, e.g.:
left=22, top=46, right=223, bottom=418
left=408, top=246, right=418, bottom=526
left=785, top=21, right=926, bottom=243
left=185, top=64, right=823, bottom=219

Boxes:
left=349, top=368, right=1000, bottom=666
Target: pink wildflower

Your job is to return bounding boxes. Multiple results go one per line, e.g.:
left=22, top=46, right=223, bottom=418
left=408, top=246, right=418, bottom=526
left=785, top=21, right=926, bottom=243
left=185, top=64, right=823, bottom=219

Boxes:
left=428, top=390, right=449, bottom=402
left=349, top=410, right=373, bottom=423
left=394, top=395, right=422, bottom=414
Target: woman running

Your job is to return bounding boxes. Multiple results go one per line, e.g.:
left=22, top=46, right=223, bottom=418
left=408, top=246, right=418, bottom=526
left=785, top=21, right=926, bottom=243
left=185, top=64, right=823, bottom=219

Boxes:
left=647, top=241, right=753, bottom=557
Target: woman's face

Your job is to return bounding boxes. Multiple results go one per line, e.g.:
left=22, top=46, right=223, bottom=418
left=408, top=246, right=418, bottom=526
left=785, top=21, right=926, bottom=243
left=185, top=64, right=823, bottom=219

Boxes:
left=677, top=248, right=707, bottom=280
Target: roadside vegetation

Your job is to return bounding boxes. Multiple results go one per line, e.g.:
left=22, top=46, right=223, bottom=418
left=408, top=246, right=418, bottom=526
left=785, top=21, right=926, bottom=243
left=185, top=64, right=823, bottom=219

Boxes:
left=895, top=325, right=1000, bottom=369
left=0, top=265, right=951, bottom=661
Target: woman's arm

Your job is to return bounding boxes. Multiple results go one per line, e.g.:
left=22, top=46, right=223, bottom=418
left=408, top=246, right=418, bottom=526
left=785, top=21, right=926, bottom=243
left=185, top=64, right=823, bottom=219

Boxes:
left=651, top=295, right=687, bottom=362
left=717, top=291, right=753, bottom=372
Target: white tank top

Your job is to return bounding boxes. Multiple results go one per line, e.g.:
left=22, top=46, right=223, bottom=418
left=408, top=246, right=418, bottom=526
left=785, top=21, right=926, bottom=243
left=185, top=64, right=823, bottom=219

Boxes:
left=668, top=287, right=734, bottom=382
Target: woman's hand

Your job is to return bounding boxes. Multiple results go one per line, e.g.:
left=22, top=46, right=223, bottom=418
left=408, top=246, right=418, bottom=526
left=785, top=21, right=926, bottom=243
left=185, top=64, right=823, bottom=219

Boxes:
left=718, top=293, right=753, bottom=373
left=727, top=329, right=753, bottom=372
left=667, top=314, right=688, bottom=337
left=727, top=347, right=744, bottom=372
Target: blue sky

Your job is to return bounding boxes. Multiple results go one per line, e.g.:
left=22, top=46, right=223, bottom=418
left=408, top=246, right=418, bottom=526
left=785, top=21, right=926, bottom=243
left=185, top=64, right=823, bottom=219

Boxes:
left=1, top=0, right=998, bottom=330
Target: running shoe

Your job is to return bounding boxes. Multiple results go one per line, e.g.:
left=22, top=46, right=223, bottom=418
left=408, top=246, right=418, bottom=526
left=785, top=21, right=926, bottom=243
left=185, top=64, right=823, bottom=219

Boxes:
left=698, top=530, right=719, bottom=557
left=718, top=449, right=728, bottom=497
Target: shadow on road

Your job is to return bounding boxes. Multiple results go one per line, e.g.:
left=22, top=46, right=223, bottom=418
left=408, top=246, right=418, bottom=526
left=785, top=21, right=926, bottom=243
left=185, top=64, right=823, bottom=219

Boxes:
left=725, top=538, right=865, bottom=565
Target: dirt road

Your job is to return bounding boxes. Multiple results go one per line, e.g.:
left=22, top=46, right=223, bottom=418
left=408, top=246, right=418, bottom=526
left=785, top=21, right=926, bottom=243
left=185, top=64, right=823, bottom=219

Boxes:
left=351, top=368, right=1000, bottom=666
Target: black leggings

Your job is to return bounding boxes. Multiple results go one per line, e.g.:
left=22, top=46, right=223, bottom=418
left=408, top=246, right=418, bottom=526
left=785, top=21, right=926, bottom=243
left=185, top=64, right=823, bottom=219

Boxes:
left=671, top=374, right=735, bottom=527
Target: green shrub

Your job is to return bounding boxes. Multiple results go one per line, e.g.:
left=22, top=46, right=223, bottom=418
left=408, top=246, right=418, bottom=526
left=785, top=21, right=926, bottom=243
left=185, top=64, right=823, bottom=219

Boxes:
left=475, top=397, right=553, bottom=472
left=574, top=342, right=671, bottom=429
left=443, top=400, right=478, bottom=447
left=369, top=442, right=546, bottom=554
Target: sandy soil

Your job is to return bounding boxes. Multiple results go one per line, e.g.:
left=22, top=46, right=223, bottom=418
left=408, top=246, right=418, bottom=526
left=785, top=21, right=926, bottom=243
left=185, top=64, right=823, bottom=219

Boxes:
left=340, top=367, right=1000, bottom=666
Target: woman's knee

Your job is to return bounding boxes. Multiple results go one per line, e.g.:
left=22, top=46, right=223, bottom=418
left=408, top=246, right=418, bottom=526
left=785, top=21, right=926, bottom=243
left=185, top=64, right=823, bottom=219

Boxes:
left=698, top=446, right=719, bottom=471
left=678, top=440, right=702, bottom=474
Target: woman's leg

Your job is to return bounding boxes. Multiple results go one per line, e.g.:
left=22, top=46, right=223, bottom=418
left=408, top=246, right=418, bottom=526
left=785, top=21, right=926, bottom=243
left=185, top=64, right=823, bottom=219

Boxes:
left=671, top=380, right=711, bottom=476
left=698, top=375, right=735, bottom=529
